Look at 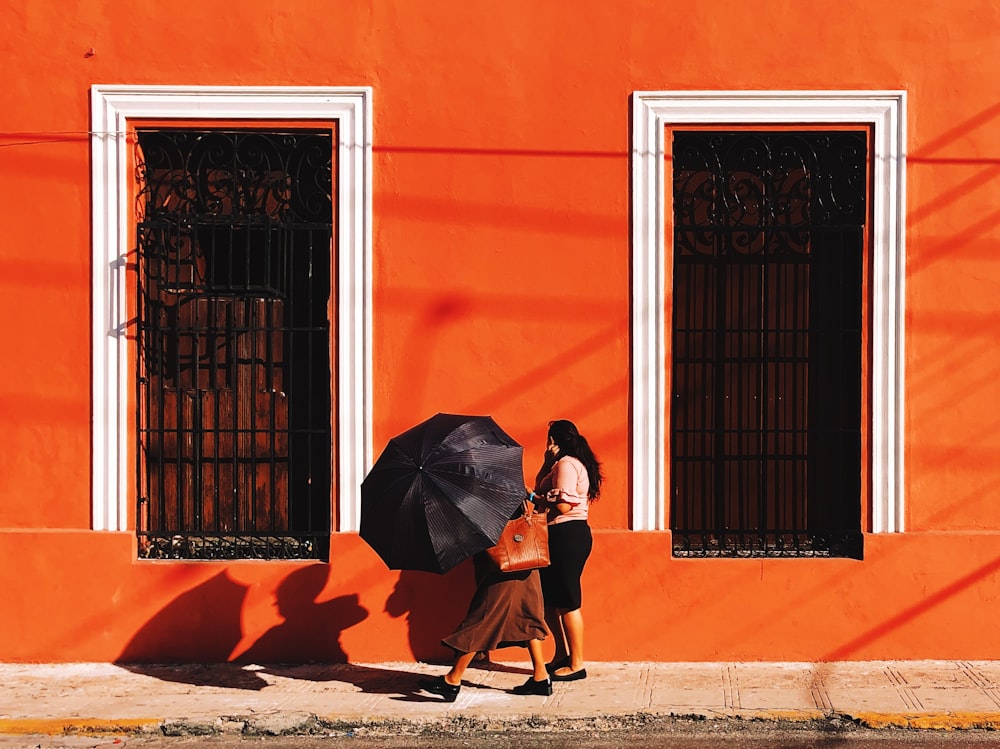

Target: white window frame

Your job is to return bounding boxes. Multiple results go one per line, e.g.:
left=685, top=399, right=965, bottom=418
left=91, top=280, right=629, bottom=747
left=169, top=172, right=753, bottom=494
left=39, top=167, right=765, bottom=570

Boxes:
left=631, top=90, right=906, bottom=534
left=90, top=85, right=373, bottom=534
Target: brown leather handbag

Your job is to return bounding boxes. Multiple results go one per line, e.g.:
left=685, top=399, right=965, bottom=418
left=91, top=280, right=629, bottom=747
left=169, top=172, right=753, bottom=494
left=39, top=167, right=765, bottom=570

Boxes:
left=486, top=510, right=550, bottom=572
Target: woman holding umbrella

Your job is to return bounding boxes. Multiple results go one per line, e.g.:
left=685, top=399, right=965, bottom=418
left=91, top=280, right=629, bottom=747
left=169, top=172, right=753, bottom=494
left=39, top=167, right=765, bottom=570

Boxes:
left=417, top=501, right=553, bottom=701
left=363, top=414, right=552, bottom=700
left=531, top=419, right=603, bottom=682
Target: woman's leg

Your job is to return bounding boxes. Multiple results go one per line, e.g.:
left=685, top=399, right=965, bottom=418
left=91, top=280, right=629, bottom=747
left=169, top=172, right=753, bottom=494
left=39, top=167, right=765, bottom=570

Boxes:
left=544, top=605, right=568, bottom=664
left=557, top=523, right=591, bottom=674
left=526, top=638, right=548, bottom=682
left=511, top=637, right=554, bottom=695
left=445, top=650, right=477, bottom=685
left=560, top=607, right=585, bottom=672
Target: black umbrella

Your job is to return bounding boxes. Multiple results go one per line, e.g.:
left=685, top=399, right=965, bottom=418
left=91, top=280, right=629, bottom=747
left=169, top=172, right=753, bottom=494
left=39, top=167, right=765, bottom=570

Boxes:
left=360, top=413, right=526, bottom=574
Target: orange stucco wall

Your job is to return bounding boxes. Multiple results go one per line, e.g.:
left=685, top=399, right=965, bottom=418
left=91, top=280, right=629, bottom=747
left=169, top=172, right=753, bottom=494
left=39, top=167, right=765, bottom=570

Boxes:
left=1, top=0, right=999, bottom=663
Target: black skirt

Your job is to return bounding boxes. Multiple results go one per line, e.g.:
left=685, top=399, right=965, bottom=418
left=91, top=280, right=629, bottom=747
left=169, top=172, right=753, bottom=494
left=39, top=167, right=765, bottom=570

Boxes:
left=539, top=520, right=592, bottom=611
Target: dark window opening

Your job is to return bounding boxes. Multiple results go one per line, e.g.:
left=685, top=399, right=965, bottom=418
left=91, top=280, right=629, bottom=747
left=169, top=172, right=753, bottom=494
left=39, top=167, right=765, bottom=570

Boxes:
left=670, top=130, right=866, bottom=558
left=135, top=129, right=334, bottom=560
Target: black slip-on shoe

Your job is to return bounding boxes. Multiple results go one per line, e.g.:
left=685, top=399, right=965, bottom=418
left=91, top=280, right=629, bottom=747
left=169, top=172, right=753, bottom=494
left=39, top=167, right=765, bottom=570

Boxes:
left=511, top=676, right=553, bottom=696
left=550, top=668, right=587, bottom=682
left=417, top=675, right=461, bottom=702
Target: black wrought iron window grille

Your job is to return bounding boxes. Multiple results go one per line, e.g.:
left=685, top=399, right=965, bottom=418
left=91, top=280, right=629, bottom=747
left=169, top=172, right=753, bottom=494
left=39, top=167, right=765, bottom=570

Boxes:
left=134, top=129, right=334, bottom=560
left=670, top=130, right=867, bottom=559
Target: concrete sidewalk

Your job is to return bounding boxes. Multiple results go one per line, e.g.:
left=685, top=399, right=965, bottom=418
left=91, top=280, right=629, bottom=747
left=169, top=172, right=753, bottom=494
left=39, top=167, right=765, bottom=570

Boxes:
left=2, top=660, right=1000, bottom=737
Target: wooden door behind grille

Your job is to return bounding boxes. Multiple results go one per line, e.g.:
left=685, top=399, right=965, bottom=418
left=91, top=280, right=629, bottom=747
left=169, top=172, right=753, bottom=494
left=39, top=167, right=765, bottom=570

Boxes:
left=145, top=297, right=290, bottom=534
left=135, top=128, right=333, bottom=559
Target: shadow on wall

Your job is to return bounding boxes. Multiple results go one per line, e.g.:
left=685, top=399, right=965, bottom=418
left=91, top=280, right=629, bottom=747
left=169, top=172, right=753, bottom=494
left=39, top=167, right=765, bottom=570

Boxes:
left=117, top=570, right=248, bottom=664
left=385, top=566, right=475, bottom=663
left=115, top=567, right=368, bottom=689
left=113, top=557, right=490, bottom=689
left=234, top=566, right=368, bottom=664
left=115, top=570, right=265, bottom=688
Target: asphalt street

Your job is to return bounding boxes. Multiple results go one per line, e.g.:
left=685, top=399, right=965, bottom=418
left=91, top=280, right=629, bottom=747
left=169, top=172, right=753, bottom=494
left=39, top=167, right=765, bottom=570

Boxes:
left=3, top=726, right=1000, bottom=749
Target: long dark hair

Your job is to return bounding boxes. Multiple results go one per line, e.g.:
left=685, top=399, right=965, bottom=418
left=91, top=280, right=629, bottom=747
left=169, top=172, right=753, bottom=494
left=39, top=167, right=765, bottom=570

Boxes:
left=547, top=419, right=603, bottom=500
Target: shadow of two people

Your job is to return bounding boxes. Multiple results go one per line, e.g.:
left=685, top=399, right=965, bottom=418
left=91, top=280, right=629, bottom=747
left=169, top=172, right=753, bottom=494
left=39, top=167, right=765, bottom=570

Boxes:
left=117, top=566, right=368, bottom=690
left=117, top=562, right=502, bottom=695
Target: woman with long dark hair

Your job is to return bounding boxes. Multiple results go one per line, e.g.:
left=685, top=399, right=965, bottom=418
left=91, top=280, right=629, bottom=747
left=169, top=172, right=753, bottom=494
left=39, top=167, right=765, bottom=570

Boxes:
left=530, top=419, right=602, bottom=681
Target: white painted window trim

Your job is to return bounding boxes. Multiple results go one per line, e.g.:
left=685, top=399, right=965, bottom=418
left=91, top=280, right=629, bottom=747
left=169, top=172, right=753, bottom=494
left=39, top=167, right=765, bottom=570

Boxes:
left=90, top=85, right=373, bottom=534
left=631, top=90, right=906, bottom=534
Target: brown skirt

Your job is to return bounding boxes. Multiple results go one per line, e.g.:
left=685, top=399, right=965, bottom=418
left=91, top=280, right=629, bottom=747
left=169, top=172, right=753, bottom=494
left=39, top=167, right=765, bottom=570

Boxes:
left=442, top=553, right=547, bottom=653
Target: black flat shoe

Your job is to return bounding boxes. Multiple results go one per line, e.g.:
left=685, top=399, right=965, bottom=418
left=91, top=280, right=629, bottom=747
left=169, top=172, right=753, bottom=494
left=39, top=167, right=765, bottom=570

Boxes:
left=417, top=675, right=461, bottom=702
left=545, top=656, right=570, bottom=675
left=551, top=667, right=587, bottom=682
left=511, top=676, right=553, bottom=696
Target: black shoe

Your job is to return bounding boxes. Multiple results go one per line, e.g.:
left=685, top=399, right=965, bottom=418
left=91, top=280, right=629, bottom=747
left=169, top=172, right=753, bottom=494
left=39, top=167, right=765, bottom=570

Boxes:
left=545, top=656, right=570, bottom=675
left=511, top=676, right=553, bottom=696
left=551, top=667, right=587, bottom=682
left=417, top=675, right=461, bottom=702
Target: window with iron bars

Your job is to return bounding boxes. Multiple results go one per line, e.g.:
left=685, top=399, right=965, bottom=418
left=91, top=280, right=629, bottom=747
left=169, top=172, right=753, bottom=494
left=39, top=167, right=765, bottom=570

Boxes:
left=670, top=130, right=866, bottom=558
left=134, top=128, right=334, bottom=560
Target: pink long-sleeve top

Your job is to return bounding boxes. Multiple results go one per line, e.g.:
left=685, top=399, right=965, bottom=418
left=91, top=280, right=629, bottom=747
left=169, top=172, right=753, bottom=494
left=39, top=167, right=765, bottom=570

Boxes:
left=536, top=455, right=590, bottom=525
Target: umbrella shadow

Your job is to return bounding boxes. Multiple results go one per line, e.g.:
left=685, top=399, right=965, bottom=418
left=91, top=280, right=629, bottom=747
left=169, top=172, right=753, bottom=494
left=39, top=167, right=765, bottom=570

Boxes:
left=384, top=567, right=476, bottom=662
left=116, top=570, right=271, bottom=690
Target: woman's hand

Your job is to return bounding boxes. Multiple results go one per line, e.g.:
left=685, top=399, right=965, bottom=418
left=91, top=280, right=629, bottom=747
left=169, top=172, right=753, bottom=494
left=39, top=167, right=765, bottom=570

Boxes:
left=526, top=489, right=547, bottom=510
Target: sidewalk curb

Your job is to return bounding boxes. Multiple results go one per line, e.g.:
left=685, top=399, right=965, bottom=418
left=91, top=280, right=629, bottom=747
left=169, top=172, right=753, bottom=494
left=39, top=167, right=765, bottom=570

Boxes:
left=4, top=710, right=1000, bottom=737
left=0, top=719, right=160, bottom=736
left=851, top=712, right=1000, bottom=730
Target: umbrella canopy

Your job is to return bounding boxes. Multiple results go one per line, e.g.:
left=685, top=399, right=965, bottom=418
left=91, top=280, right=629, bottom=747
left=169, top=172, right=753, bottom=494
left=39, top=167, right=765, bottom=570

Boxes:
left=360, top=413, right=526, bottom=574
